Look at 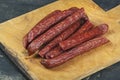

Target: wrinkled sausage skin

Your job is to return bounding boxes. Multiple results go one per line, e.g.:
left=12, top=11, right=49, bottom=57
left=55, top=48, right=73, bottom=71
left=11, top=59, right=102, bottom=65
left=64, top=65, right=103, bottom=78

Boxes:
left=38, top=21, right=81, bottom=58
left=41, top=37, right=109, bottom=68
left=59, top=24, right=108, bottom=50
left=27, top=8, right=85, bottom=55
left=45, top=20, right=93, bottom=59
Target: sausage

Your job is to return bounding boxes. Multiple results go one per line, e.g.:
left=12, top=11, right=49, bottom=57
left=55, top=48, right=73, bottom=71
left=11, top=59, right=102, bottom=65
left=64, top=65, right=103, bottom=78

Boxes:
left=45, top=20, right=94, bottom=59
left=69, top=20, right=94, bottom=39
left=23, top=10, right=62, bottom=48
left=23, top=7, right=79, bottom=48
left=38, top=21, right=81, bottom=58
left=41, top=37, right=110, bottom=68
left=59, top=24, right=108, bottom=50
left=45, top=46, right=62, bottom=59
left=27, top=8, right=85, bottom=55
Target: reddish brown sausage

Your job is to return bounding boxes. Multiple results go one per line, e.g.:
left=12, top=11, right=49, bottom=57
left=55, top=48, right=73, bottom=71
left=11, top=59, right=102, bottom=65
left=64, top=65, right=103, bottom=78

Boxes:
left=41, top=37, right=110, bottom=68
left=23, top=7, right=79, bottom=49
left=45, top=46, right=62, bottom=59
left=59, top=24, right=108, bottom=50
left=27, top=8, right=85, bottom=55
left=23, top=10, right=62, bottom=48
left=70, top=20, right=94, bottom=39
left=38, top=21, right=81, bottom=58
left=45, top=21, right=94, bottom=59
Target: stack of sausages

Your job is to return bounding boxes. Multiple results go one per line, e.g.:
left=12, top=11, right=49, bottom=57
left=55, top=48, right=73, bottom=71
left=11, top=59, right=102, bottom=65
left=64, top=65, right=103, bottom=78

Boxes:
left=23, top=7, right=110, bottom=68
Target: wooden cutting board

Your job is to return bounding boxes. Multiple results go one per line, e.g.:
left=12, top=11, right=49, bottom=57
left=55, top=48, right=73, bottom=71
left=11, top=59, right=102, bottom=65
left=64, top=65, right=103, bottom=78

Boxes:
left=0, top=0, right=120, bottom=80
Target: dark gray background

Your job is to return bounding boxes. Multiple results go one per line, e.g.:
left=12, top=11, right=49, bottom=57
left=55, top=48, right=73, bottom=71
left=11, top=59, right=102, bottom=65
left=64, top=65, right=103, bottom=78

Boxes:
left=0, top=0, right=120, bottom=80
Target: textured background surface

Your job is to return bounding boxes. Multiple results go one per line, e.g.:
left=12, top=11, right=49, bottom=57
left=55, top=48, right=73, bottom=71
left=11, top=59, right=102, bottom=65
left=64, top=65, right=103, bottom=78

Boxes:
left=93, top=0, right=120, bottom=11
left=0, top=0, right=120, bottom=80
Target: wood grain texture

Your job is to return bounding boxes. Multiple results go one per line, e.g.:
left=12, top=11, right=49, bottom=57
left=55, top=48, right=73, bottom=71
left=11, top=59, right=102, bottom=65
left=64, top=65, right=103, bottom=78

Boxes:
left=0, top=0, right=120, bottom=80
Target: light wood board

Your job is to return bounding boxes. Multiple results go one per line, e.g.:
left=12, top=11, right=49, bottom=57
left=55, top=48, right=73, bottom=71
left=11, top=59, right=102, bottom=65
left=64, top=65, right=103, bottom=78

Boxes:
left=0, top=0, right=120, bottom=80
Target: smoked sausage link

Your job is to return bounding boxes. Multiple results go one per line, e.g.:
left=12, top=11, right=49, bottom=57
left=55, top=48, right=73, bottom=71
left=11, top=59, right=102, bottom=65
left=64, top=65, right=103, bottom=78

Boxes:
left=23, top=7, right=79, bottom=48
left=41, top=37, right=109, bottom=68
left=69, top=20, right=93, bottom=39
left=59, top=24, right=108, bottom=50
left=45, top=20, right=93, bottom=59
left=23, top=10, right=61, bottom=48
left=38, top=21, right=81, bottom=58
left=27, top=8, right=85, bottom=55
left=45, top=46, right=62, bottom=59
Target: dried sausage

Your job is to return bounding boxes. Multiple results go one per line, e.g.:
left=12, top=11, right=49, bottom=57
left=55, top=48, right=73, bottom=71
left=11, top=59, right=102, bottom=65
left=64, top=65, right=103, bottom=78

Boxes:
left=28, top=8, right=85, bottom=54
left=38, top=21, right=81, bottom=57
left=69, top=20, right=93, bottom=39
left=45, top=20, right=93, bottom=59
left=28, top=8, right=85, bottom=55
left=41, top=37, right=109, bottom=68
left=45, top=46, right=62, bottom=59
left=27, top=8, right=85, bottom=55
left=59, top=24, right=108, bottom=50
left=23, top=7, right=79, bottom=48
left=23, top=10, right=61, bottom=48
left=38, top=21, right=81, bottom=58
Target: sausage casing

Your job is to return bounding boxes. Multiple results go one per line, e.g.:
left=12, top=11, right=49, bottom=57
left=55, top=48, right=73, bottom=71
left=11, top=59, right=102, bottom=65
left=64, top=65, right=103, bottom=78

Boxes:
left=41, top=37, right=109, bottom=68
left=45, top=20, right=93, bottom=59
left=23, top=10, right=62, bottom=48
left=38, top=21, right=81, bottom=57
left=59, top=24, right=108, bottom=50
left=23, top=7, right=79, bottom=48
left=27, top=8, right=85, bottom=55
